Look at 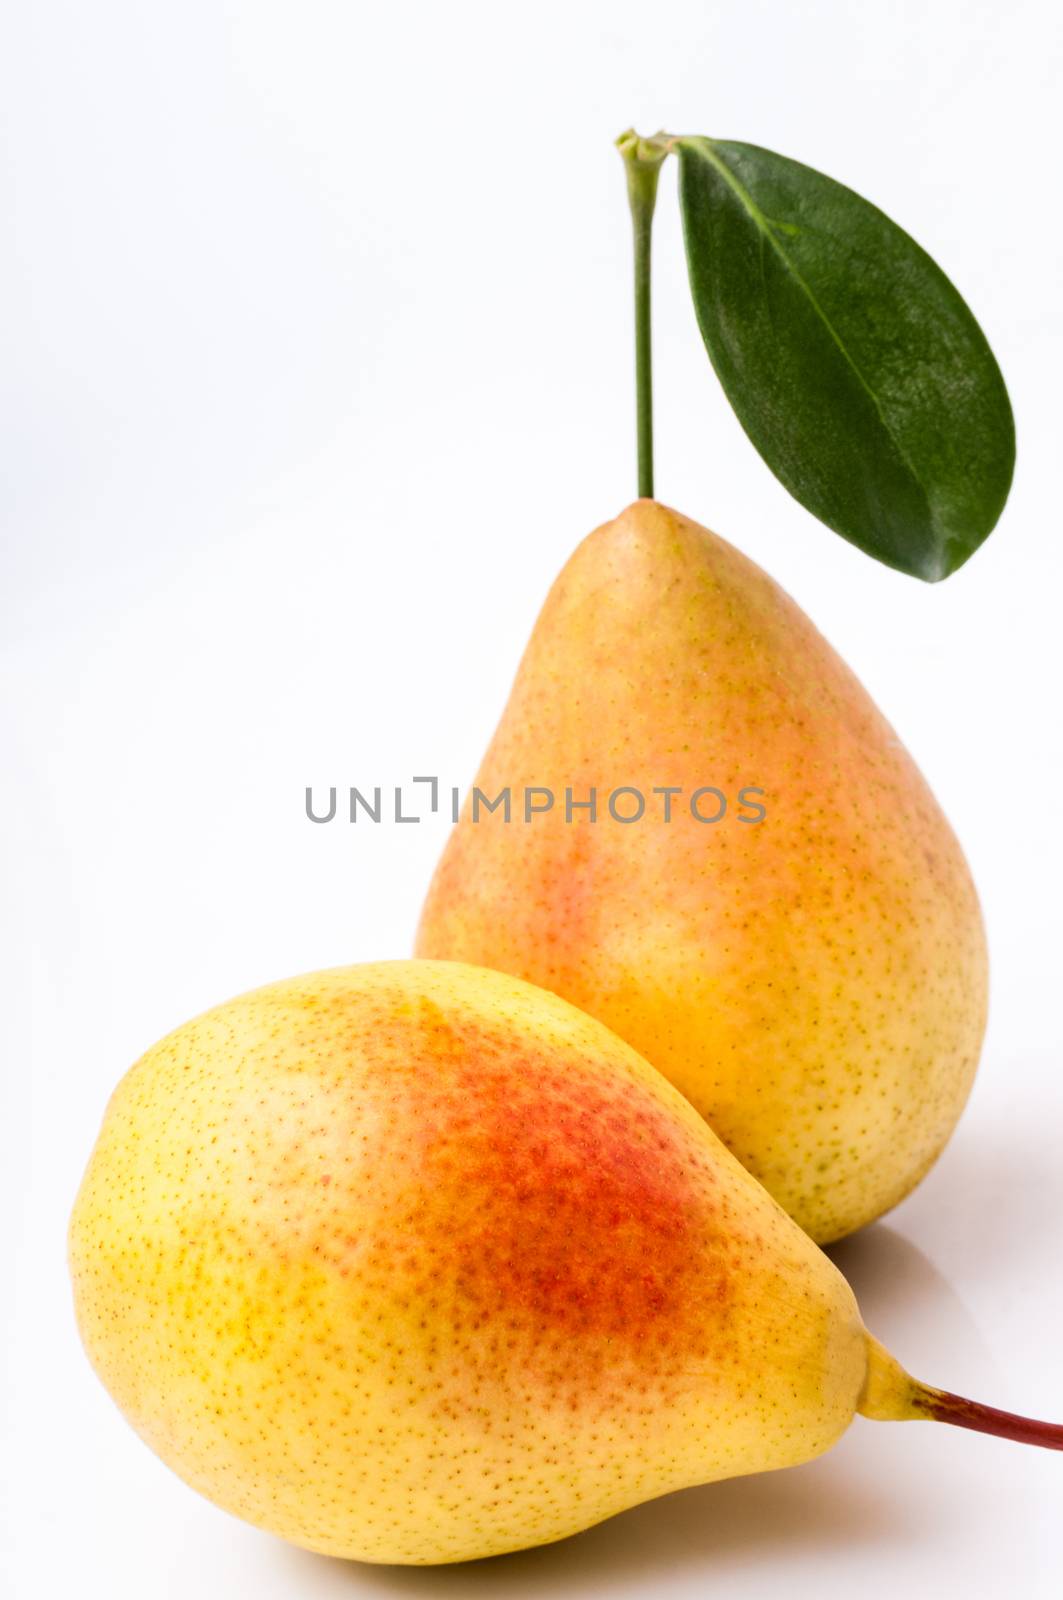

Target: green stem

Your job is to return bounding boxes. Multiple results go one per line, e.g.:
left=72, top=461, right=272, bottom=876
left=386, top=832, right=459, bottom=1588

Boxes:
left=617, top=131, right=671, bottom=500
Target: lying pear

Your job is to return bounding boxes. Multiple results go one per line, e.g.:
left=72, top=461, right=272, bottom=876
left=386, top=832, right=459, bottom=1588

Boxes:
left=417, top=500, right=988, bottom=1242
left=70, top=960, right=1056, bottom=1566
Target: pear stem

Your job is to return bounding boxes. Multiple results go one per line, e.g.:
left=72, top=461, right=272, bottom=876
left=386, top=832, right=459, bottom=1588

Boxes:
left=617, top=131, right=670, bottom=500
left=914, top=1384, right=1063, bottom=1451
left=861, top=1337, right=1063, bottom=1451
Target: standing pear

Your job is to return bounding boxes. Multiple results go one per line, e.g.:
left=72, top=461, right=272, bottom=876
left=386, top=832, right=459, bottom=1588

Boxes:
left=417, top=500, right=987, bottom=1242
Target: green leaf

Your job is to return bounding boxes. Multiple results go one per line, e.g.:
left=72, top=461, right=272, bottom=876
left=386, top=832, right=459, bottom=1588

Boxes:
left=675, top=138, right=1014, bottom=580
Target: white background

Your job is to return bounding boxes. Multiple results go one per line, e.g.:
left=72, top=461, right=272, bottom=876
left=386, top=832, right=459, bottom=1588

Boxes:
left=3, top=2, right=1062, bottom=1595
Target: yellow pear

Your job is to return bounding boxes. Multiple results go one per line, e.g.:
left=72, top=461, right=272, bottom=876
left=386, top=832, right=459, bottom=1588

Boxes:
left=70, top=961, right=1054, bottom=1566
left=416, top=501, right=987, bottom=1242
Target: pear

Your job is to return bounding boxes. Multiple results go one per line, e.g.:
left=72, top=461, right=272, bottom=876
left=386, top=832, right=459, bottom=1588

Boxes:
left=70, top=960, right=1056, bottom=1566
left=416, top=500, right=987, bottom=1242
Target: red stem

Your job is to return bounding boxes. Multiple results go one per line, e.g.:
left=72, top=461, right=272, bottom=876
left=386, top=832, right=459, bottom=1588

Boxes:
left=917, top=1386, right=1063, bottom=1450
